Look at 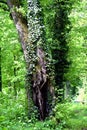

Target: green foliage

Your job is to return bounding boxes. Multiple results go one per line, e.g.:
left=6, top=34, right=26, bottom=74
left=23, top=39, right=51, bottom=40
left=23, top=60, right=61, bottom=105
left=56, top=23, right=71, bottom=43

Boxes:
left=26, top=0, right=47, bottom=77
left=0, top=8, right=26, bottom=91
left=20, top=0, right=27, bottom=13
left=40, top=0, right=56, bottom=86
left=0, top=89, right=66, bottom=130
left=51, top=103, right=71, bottom=129
left=0, top=0, right=87, bottom=129
left=65, top=0, right=87, bottom=87
left=49, top=103, right=87, bottom=130
left=67, top=103, right=87, bottom=130
left=0, top=89, right=27, bottom=130
left=0, top=0, right=8, bottom=11
left=1, top=92, right=87, bottom=130
left=51, top=0, right=73, bottom=100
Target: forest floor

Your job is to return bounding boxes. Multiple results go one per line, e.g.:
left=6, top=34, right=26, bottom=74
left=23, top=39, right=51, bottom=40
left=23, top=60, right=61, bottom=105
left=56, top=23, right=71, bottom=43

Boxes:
left=65, top=103, right=87, bottom=130
left=0, top=89, right=87, bottom=130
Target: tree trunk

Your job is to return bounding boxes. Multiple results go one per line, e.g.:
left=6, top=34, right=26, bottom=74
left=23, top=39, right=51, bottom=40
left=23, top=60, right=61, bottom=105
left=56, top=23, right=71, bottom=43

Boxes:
left=27, top=0, right=49, bottom=120
left=0, top=47, right=2, bottom=92
left=7, top=0, right=54, bottom=120
left=53, top=1, right=71, bottom=101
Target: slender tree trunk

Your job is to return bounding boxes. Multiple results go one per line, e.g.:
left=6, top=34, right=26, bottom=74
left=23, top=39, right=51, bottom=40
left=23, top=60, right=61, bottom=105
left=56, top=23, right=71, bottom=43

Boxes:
left=0, top=47, right=2, bottom=92
left=7, top=0, right=54, bottom=120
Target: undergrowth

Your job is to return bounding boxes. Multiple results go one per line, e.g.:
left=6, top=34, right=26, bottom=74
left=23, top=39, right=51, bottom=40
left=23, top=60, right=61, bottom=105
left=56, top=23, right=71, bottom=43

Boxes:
left=0, top=89, right=87, bottom=130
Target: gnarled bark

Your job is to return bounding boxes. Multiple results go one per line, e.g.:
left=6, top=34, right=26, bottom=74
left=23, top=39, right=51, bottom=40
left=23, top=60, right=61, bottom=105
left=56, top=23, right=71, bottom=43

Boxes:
left=7, top=0, right=54, bottom=120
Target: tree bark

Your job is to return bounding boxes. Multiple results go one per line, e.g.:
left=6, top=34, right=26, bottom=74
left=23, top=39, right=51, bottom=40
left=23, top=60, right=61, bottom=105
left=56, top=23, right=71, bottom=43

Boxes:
left=7, top=0, right=53, bottom=120
left=27, top=0, right=49, bottom=120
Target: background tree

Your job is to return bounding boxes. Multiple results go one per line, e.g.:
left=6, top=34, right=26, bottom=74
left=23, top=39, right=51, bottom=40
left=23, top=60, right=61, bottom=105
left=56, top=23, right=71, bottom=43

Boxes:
left=52, top=0, right=73, bottom=101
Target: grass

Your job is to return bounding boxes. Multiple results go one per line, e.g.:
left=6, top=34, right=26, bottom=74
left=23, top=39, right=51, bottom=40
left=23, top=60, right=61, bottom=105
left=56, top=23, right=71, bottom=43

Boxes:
left=66, top=103, right=87, bottom=130
left=0, top=89, right=87, bottom=130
